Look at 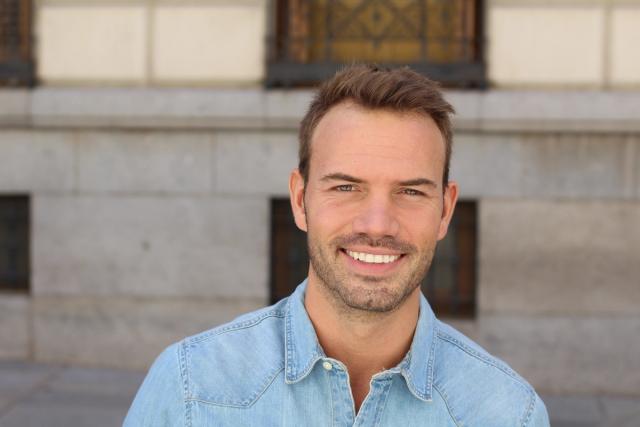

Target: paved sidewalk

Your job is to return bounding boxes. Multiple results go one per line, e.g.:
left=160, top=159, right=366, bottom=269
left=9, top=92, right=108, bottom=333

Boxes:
left=0, top=361, right=143, bottom=427
left=1, top=361, right=639, bottom=427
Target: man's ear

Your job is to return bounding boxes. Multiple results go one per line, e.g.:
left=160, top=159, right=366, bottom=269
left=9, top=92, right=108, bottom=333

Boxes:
left=289, top=169, right=307, bottom=232
left=437, top=181, right=459, bottom=241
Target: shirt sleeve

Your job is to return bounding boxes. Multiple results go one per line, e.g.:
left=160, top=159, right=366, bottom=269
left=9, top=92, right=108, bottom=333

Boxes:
left=123, top=343, right=186, bottom=427
left=525, top=394, right=550, bottom=427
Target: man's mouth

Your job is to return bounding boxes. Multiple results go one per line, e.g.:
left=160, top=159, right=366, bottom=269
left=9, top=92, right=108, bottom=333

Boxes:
left=344, top=249, right=402, bottom=264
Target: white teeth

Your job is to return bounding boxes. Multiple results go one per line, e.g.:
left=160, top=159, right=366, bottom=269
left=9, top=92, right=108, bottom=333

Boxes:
left=346, top=250, right=400, bottom=264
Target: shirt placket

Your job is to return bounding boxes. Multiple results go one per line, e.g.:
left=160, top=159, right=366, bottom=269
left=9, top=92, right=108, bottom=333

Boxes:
left=322, top=359, right=355, bottom=426
left=353, top=376, right=393, bottom=427
left=323, top=358, right=396, bottom=427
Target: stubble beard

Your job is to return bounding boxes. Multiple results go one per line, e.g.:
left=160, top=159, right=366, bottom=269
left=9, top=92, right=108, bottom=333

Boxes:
left=307, top=231, right=435, bottom=314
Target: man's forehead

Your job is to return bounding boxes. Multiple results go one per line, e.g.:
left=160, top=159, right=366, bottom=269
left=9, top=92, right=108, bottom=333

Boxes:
left=311, top=104, right=443, bottom=153
left=315, top=101, right=433, bottom=131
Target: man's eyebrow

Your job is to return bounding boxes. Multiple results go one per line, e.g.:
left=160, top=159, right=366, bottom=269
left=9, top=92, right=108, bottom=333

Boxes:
left=398, top=178, right=438, bottom=188
left=320, top=174, right=438, bottom=188
left=320, top=173, right=364, bottom=183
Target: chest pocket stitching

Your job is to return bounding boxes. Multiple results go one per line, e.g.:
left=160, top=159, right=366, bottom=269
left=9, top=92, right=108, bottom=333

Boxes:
left=185, top=364, right=285, bottom=408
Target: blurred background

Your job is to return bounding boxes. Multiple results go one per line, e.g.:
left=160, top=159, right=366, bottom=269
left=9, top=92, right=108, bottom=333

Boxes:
left=0, top=0, right=639, bottom=426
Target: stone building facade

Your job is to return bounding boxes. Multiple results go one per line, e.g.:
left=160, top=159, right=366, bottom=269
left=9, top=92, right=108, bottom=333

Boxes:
left=0, top=0, right=639, bottom=397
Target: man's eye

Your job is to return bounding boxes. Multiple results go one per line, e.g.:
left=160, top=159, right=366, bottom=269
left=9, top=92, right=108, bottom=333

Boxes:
left=402, top=188, right=424, bottom=196
left=335, top=184, right=354, bottom=192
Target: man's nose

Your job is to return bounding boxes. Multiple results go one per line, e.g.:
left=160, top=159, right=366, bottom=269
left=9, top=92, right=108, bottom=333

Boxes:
left=351, top=194, right=400, bottom=239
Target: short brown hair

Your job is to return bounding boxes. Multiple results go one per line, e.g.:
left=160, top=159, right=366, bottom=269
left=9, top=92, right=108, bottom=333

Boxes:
left=298, top=64, right=455, bottom=187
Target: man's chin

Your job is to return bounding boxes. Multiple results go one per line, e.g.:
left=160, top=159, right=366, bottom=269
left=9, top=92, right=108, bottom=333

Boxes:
left=341, top=292, right=405, bottom=313
left=334, top=281, right=407, bottom=312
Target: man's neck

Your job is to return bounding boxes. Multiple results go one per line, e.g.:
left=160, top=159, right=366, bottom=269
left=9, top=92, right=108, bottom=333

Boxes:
left=304, top=279, right=420, bottom=412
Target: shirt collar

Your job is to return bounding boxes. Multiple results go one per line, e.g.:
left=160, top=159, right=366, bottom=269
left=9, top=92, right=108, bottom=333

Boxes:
left=284, top=279, right=436, bottom=402
left=284, top=280, right=325, bottom=384
left=399, top=292, right=436, bottom=401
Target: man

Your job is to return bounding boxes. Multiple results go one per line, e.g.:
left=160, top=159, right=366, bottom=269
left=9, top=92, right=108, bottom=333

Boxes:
left=125, top=65, right=549, bottom=426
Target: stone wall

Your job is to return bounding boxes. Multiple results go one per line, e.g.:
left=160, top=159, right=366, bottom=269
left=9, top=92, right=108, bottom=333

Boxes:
left=0, top=89, right=639, bottom=393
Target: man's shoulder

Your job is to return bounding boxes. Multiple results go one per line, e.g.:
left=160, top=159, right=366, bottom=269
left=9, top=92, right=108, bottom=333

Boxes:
left=184, top=299, right=288, bottom=349
left=175, top=298, right=289, bottom=407
left=432, top=320, right=548, bottom=426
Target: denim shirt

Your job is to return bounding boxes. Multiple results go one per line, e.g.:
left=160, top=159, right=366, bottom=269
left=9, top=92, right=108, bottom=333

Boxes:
left=124, top=281, right=549, bottom=426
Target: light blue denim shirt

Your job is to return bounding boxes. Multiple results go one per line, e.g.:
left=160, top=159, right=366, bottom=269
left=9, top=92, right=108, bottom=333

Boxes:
left=124, top=281, right=549, bottom=426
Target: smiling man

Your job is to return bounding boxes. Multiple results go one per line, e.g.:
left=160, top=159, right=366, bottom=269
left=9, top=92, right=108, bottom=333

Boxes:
left=125, top=65, right=549, bottom=426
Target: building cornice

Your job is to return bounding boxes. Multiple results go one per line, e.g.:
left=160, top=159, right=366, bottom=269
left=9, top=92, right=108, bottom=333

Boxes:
left=1, top=88, right=639, bottom=133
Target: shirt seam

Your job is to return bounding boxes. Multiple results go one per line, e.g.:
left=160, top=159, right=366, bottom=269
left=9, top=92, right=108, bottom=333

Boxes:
left=178, top=341, right=191, bottom=427
left=436, top=330, right=534, bottom=394
left=188, top=310, right=286, bottom=345
left=521, top=392, right=538, bottom=427
left=433, top=383, right=463, bottom=427
left=184, top=366, right=285, bottom=408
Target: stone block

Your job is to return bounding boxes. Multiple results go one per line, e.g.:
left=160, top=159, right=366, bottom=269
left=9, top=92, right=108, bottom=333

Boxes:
left=0, top=90, right=29, bottom=124
left=451, top=133, right=527, bottom=198
left=635, top=139, right=640, bottom=198
left=264, top=90, right=313, bottom=125
left=452, top=133, right=636, bottom=199
left=33, top=296, right=266, bottom=370
left=26, top=87, right=640, bottom=133
left=471, top=314, right=640, bottom=395
left=0, top=131, right=74, bottom=192
left=0, top=295, right=29, bottom=360
left=518, top=134, right=633, bottom=199
left=445, top=91, right=481, bottom=130
left=32, top=195, right=269, bottom=298
left=37, top=5, right=147, bottom=82
left=76, top=131, right=212, bottom=193
left=489, top=6, right=604, bottom=85
left=152, top=3, right=266, bottom=83
left=215, top=131, right=298, bottom=196
left=30, top=88, right=266, bottom=129
left=479, top=200, right=640, bottom=315
left=610, top=7, right=640, bottom=85
left=479, top=90, right=640, bottom=126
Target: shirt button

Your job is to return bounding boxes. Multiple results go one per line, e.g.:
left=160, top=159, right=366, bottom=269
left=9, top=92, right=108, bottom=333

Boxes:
left=322, top=361, right=333, bottom=371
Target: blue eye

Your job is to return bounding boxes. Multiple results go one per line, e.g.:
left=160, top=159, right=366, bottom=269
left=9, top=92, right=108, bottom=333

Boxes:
left=402, top=188, right=424, bottom=196
left=335, top=184, right=354, bottom=192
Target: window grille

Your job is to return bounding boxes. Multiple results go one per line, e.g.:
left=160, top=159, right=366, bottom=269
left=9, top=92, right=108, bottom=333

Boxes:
left=0, top=0, right=33, bottom=86
left=267, top=0, right=485, bottom=87
left=0, top=196, right=30, bottom=292
left=270, top=198, right=477, bottom=318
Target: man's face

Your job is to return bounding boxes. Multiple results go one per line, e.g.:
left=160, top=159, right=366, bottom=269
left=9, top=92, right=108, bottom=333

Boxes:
left=289, top=102, right=458, bottom=313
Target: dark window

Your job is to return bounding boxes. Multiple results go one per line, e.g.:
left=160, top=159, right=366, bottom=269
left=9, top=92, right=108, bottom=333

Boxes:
left=0, top=195, right=30, bottom=292
left=270, top=198, right=477, bottom=318
left=0, top=0, right=34, bottom=86
left=421, top=201, right=476, bottom=317
left=267, top=0, right=485, bottom=88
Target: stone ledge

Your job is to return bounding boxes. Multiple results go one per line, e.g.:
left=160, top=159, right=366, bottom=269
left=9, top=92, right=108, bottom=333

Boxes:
left=1, top=88, right=640, bottom=133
